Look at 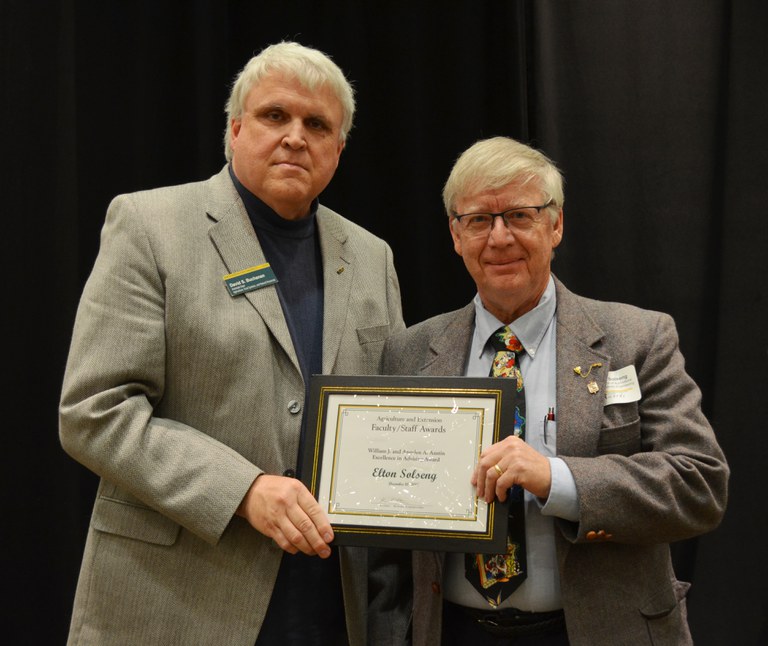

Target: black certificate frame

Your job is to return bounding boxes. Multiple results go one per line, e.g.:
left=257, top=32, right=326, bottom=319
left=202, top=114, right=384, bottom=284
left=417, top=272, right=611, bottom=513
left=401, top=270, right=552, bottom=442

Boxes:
left=301, top=374, right=515, bottom=552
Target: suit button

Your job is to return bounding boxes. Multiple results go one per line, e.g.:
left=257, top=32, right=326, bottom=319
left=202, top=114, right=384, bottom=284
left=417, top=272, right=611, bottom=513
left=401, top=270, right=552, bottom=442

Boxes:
left=586, top=531, right=597, bottom=540
left=287, top=400, right=302, bottom=414
left=431, top=582, right=441, bottom=595
left=283, top=469, right=296, bottom=478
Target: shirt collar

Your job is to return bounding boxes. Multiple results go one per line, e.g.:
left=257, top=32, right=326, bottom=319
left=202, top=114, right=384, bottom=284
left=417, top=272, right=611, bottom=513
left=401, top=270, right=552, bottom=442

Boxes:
left=472, top=276, right=557, bottom=359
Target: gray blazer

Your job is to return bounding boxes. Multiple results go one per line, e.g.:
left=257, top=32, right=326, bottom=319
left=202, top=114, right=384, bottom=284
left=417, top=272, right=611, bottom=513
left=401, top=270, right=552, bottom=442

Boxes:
left=60, top=166, right=405, bottom=645
left=382, top=278, right=728, bottom=646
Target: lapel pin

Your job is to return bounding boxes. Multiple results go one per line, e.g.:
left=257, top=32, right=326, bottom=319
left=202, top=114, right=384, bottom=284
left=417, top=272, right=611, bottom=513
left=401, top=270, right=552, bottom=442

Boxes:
left=574, top=363, right=602, bottom=395
left=573, top=363, right=602, bottom=378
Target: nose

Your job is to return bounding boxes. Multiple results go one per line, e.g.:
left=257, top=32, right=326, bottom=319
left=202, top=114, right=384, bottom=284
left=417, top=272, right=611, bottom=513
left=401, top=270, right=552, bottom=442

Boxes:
left=282, top=119, right=307, bottom=150
left=487, top=215, right=515, bottom=245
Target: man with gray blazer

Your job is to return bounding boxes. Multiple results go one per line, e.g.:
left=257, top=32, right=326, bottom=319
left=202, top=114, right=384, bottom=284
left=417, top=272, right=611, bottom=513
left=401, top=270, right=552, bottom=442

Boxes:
left=59, top=42, right=404, bottom=645
left=382, top=137, right=728, bottom=645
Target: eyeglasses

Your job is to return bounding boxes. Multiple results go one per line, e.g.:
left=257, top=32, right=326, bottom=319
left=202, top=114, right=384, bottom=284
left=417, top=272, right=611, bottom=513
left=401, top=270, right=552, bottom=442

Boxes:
left=451, top=201, right=555, bottom=236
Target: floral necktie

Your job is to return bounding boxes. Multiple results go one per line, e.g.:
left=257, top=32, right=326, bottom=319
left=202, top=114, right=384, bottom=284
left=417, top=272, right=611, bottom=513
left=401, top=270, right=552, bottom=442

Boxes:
left=465, top=325, right=527, bottom=607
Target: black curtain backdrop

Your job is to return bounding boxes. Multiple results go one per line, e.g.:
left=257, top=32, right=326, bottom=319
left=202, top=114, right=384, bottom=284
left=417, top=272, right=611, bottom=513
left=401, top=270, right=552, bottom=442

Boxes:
left=3, top=1, right=766, bottom=644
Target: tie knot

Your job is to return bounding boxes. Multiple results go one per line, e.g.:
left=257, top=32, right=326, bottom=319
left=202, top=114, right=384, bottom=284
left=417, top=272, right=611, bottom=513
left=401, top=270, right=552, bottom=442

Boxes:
left=490, top=326, right=524, bottom=354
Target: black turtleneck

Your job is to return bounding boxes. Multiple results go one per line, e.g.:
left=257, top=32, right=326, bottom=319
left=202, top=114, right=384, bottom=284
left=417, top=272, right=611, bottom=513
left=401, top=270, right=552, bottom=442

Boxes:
left=229, top=166, right=324, bottom=396
left=228, top=167, right=347, bottom=646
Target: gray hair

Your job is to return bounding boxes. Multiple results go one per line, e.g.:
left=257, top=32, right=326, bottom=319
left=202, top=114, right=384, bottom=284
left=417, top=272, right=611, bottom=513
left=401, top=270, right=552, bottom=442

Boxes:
left=442, top=137, right=564, bottom=223
left=223, top=41, right=356, bottom=161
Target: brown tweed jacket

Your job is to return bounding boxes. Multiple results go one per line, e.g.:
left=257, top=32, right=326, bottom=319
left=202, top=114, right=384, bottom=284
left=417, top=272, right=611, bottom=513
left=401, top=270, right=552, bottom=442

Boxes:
left=381, top=277, right=728, bottom=646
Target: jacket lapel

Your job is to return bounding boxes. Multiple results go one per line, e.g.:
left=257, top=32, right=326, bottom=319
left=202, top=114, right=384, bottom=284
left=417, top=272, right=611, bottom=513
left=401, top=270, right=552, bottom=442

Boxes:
left=413, top=280, right=611, bottom=458
left=397, top=277, right=613, bottom=460
left=205, top=168, right=300, bottom=373
left=317, top=207, right=354, bottom=374
left=420, top=304, right=475, bottom=376
left=554, top=278, right=611, bottom=457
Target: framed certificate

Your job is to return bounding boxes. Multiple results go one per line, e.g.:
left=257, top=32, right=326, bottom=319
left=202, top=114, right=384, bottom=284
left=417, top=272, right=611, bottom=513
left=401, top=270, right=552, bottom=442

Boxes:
left=301, top=375, right=514, bottom=552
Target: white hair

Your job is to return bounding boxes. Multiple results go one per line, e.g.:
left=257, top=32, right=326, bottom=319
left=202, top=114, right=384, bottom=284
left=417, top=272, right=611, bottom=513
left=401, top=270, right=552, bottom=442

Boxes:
left=223, top=41, right=355, bottom=161
left=443, top=137, right=564, bottom=223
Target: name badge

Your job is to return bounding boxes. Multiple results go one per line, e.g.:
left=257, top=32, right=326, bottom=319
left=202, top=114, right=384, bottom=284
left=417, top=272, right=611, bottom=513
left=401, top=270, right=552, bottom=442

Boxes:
left=605, top=365, right=642, bottom=405
left=223, top=263, right=278, bottom=297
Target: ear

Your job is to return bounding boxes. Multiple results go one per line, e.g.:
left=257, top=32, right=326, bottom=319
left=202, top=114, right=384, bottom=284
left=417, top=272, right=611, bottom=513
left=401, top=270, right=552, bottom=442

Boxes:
left=230, top=119, right=242, bottom=148
left=551, top=208, right=564, bottom=249
left=449, top=218, right=463, bottom=256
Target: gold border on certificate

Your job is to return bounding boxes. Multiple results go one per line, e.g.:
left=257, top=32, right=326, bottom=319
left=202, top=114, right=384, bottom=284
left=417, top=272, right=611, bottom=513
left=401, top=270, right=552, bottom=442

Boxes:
left=301, top=375, right=515, bottom=552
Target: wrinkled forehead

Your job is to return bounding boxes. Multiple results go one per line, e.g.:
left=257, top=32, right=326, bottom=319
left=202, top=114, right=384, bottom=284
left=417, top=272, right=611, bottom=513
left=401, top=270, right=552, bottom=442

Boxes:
left=259, top=67, right=326, bottom=92
left=244, top=72, right=344, bottom=120
left=456, top=177, right=544, bottom=211
left=246, top=70, right=329, bottom=100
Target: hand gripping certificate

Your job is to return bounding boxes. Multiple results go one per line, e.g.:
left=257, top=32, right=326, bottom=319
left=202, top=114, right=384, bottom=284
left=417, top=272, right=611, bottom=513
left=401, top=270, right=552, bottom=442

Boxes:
left=301, top=375, right=515, bottom=552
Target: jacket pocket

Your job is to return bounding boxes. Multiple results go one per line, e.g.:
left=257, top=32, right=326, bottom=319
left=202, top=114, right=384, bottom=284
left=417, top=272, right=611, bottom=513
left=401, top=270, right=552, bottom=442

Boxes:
left=597, top=417, right=642, bottom=456
left=640, top=580, right=692, bottom=645
left=357, top=324, right=390, bottom=345
left=92, top=495, right=181, bottom=546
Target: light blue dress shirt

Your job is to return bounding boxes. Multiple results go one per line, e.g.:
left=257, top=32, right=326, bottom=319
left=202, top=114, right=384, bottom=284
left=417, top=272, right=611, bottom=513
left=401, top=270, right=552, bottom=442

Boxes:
left=443, top=276, right=579, bottom=612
